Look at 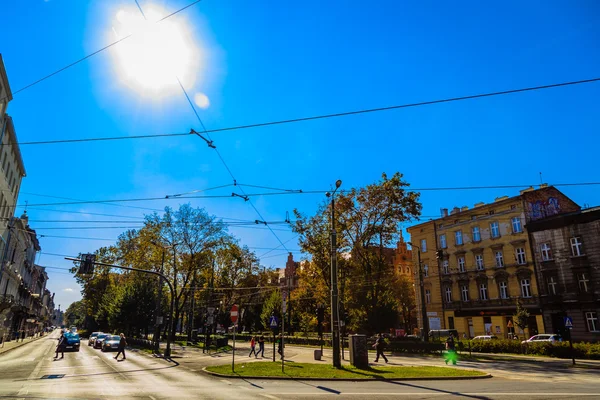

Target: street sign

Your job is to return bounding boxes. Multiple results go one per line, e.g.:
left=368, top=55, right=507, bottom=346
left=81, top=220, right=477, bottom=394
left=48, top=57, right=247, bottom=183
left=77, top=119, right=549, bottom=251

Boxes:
left=156, top=316, right=163, bottom=325
left=207, top=316, right=214, bottom=325
left=207, top=307, right=215, bottom=315
left=564, top=316, right=573, bottom=329
left=269, top=315, right=278, bottom=329
left=230, top=304, right=238, bottom=323
left=507, top=320, right=513, bottom=328
left=282, top=300, right=287, bottom=313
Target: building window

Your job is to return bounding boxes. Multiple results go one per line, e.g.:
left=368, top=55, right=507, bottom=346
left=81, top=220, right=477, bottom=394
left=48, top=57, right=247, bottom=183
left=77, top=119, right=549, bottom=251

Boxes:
left=475, top=254, right=484, bottom=270
left=547, top=276, right=558, bottom=295
left=490, top=222, right=500, bottom=238
left=442, top=260, right=449, bottom=274
left=511, top=217, right=522, bottom=233
left=423, top=264, right=429, bottom=277
left=472, top=226, right=481, bottom=242
left=571, top=237, right=583, bottom=256
left=495, top=251, right=504, bottom=268
left=541, top=243, right=553, bottom=261
left=425, top=289, right=431, bottom=304
left=578, top=273, right=590, bottom=293
left=440, top=234, right=447, bottom=249
left=461, top=285, right=469, bottom=301
left=479, top=283, right=488, bottom=300
left=421, top=239, right=427, bottom=253
left=445, top=286, right=452, bottom=303
left=499, top=281, right=508, bottom=299
left=585, top=312, right=599, bottom=332
left=455, top=230, right=463, bottom=245
left=516, top=248, right=526, bottom=265
left=521, top=279, right=532, bottom=298
left=458, top=257, right=465, bottom=272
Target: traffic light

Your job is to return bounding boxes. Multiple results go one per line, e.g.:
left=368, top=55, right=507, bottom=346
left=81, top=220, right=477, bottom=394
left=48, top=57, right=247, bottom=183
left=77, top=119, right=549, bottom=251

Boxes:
left=78, top=253, right=96, bottom=275
left=436, top=250, right=444, bottom=260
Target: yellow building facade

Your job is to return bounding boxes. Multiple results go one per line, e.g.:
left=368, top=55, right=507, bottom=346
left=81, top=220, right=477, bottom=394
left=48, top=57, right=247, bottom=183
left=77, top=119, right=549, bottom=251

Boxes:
left=407, top=186, right=580, bottom=339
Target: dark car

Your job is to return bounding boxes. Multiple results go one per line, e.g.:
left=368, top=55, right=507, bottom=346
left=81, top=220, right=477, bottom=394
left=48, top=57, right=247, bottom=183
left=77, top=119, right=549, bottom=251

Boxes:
left=93, top=333, right=110, bottom=349
left=63, top=331, right=80, bottom=352
left=102, top=335, right=122, bottom=352
left=88, top=332, right=101, bottom=346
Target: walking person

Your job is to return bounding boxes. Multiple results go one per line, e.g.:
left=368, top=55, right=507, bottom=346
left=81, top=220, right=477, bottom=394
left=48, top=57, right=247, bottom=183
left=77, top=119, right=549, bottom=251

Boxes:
left=277, top=334, right=284, bottom=360
left=114, top=333, right=127, bottom=361
left=54, top=331, right=66, bottom=359
left=20, top=330, right=25, bottom=342
left=445, top=334, right=457, bottom=365
left=258, top=335, right=265, bottom=358
left=373, top=333, right=388, bottom=363
left=248, top=336, right=257, bottom=357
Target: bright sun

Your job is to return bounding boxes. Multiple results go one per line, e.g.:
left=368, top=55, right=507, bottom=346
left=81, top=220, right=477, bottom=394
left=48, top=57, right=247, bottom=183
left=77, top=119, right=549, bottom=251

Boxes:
left=111, top=7, right=200, bottom=94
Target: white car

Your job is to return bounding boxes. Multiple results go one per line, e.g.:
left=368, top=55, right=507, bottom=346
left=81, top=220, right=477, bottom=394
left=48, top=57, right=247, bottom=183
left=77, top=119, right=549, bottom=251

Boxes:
left=473, top=335, right=498, bottom=340
left=521, top=334, right=562, bottom=344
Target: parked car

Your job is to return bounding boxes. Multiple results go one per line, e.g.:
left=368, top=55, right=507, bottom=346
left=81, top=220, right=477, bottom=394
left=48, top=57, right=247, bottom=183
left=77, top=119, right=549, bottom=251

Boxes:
left=88, top=332, right=101, bottom=346
left=521, top=334, right=562, bottom=344
left=102, top=335, right=122, bottom=352
left=93, top=333, right=110, bottom=349
left=473, top=335, right=498, bottom=341
left=63, top=331, right=80, bottom=352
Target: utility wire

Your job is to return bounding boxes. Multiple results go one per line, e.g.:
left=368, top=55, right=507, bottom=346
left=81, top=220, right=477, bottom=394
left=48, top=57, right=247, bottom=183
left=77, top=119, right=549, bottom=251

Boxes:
left=7, top=77, right=600, bottom=147
left=6, top=0, right=203, bottom=98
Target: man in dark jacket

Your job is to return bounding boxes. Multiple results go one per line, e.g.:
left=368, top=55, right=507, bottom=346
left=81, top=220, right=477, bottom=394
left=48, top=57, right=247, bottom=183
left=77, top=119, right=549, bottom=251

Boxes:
left=55, top=331, right=66, bottom=359
left=114, top=333, right=127, bottom=361
left=374, top=334, right=388, bottom=363
left=445, top=334, right=457, bottom=365
left=258, top=335, right=265, bottom=358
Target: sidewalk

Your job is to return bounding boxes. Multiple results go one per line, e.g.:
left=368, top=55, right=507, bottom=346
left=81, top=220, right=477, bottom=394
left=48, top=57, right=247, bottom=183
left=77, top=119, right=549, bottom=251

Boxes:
left=0, top=334, right=45, bottom=355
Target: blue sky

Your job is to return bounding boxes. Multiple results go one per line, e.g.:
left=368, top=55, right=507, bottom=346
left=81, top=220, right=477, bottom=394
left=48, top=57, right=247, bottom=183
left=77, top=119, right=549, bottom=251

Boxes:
left=2, top=0, right=599, bottom=310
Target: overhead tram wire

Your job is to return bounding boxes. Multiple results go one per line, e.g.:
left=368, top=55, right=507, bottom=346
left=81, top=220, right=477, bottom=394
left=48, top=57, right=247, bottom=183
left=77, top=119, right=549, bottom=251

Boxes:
left=6, top=77, right=600, bottom=148
left=4, top=0, right=204, bottom=99
left=9, top=182, right=600, bottom=209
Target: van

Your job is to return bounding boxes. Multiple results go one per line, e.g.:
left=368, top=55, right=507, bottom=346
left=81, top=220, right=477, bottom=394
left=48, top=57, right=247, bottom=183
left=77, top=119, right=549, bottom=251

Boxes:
left=429, top=329, right=458, bottom=341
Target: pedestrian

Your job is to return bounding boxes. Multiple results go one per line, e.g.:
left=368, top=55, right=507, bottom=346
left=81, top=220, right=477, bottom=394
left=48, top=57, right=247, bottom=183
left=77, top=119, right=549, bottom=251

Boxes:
left=249, top=336, right=257, bottom=357
left=445, top=334, right=457, bottom=365
left=114, top=333, right=127, bottom=361
left=277, top=334, right=283, bottom=360
left=258, top=335, right=265, bottom=358
left=373, top=333, right=388, bottom=363
left=55, top=331, right=66, bottom=359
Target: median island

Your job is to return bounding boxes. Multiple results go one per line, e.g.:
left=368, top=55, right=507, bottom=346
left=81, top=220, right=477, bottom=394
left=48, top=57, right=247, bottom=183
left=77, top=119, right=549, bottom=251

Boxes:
left=205, top=362, right=488, bottom=380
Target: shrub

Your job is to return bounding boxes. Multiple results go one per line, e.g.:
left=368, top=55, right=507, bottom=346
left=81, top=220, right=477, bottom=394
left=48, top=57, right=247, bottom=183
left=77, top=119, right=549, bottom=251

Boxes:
left=465, top=339, right=600, bottom=360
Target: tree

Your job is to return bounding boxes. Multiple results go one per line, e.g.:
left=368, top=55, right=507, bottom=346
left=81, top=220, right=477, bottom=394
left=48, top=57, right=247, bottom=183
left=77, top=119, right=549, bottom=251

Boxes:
left=513, top=299, right=530, bottom=336
left=65, top=300, right=87, bottom=328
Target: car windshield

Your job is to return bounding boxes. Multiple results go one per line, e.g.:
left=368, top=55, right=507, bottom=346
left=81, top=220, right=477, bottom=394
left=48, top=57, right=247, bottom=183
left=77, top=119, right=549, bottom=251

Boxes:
left=110, top=336, right=121, bottom=341
left=97, top=334, right=108, bottom=339
left=91, top=333, right=99, bottom=337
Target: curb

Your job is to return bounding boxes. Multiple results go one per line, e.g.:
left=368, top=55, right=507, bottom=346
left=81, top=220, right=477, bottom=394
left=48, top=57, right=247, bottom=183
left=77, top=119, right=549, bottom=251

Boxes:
left=201, top=366, right=492, bottom=381
left=0, top=335, right=45, bottom=356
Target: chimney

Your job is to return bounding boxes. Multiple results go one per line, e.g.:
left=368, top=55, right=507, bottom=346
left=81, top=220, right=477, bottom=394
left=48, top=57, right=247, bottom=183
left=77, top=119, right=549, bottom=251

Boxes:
left=494, top=196, right=509, bottom=202
left=461, top=206, right=469, bottom=212
left=441, top=208, right=449, bottom=217
left=540, top=183, right=548, bottom=188
left=519, top=186, right=535, bottom=195
left=450, top=207, right=460, bottom=215
left=474, top=202, right=485, bottom=208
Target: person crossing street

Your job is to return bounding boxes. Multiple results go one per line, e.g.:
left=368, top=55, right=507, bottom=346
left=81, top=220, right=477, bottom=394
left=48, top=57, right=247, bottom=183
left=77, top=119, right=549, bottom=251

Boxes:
left=373, top=333, right=388, bottom=363
left=114, top=333, right=127, bottom=361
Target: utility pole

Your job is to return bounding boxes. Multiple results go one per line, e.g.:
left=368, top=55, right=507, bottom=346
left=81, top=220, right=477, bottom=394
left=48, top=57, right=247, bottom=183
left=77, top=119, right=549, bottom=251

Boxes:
left=410, top=246, right=429, bottom=342
left=327, top=179, right=342, bottom=368
left=154, top=249, right=165, bottom=353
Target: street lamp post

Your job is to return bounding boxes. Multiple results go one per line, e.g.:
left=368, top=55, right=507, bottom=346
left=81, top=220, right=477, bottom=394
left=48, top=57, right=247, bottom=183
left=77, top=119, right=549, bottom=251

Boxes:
left=407, top=243, right=429, bottom=342
left=326, top=179, right=342, bottom=368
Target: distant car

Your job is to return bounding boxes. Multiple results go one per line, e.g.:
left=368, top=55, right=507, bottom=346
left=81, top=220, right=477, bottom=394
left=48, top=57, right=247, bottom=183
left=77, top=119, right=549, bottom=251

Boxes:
left=473, top=335, right=498, bottom=341
left=94, top=333, right=110, bottom=349
left=63, top=331, right=80, bottom=352
left=70, top=326, right=78, bottom=333
left=88, top=332, right=101, bottom=346
left=521, top=334, right=562, bottom=344
left=102, top=335, right=122, bottom=352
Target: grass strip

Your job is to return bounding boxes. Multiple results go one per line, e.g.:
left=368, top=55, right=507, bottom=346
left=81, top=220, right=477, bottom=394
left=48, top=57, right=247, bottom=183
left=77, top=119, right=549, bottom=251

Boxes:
left=206, top=362, right=485, bottom=379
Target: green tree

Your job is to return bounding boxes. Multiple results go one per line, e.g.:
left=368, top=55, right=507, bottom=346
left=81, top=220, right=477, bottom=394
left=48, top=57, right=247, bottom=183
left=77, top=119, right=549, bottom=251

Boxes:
left=513, top=299, right=530, bottom=335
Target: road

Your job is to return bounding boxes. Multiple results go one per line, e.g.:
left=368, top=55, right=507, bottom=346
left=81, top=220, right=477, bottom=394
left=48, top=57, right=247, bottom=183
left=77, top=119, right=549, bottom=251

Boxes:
left=1, top=331, right=599, bottom=399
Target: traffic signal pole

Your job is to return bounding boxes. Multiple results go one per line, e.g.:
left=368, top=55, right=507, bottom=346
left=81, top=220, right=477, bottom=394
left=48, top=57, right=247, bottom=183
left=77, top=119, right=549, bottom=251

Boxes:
left=66, top=257, right=176, bottom=358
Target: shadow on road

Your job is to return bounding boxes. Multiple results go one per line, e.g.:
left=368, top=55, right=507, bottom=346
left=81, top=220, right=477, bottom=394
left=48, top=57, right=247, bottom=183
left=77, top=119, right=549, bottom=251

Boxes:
left=386, top=380, right=491, bottom=400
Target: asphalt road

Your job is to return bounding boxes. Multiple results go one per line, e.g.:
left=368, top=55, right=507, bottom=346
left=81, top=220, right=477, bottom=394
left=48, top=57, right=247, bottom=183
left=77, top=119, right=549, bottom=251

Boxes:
left=1, top=332, right=599, bottom=400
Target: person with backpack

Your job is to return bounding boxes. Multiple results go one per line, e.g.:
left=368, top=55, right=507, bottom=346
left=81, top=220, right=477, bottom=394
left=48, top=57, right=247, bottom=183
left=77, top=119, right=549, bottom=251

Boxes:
left=248, top=336, right=257, bottom=357
left=54, top=331, right=66, bottom=359
left=445, top=334, right=457, bottom=365
left=114, top=333, right=127, bottom=361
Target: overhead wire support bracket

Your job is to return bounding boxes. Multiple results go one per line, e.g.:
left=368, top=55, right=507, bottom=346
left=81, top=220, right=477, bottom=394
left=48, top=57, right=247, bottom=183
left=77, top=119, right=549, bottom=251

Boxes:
left=232, top=193, right=249, bottom=202
left=191, top=129, right=216, bottom=149
left=255, top=220, right=267, bottom=225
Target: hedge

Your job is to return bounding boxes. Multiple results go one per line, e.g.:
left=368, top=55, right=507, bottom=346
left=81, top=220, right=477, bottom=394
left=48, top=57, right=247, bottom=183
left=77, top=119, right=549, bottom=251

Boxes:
left=466, top=339, right=600, bottom=360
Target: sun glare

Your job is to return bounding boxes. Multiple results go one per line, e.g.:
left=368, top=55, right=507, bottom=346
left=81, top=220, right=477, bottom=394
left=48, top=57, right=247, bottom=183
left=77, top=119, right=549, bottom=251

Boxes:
left=111, top=7, right=200, bottom=94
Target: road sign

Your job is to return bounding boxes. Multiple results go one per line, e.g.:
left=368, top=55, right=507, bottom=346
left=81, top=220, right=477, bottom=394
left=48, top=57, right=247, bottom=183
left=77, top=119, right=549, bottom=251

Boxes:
left=207, top=316, right=214, bottom=325
left=269, top=315, right=279, bottom=329
left=207, top=307, right=215, bottom=315
left=564, top=316, right=573, bottom=329
left=230, top=304, right=239, bottom=323
left=156, top=316, right=163, bottom=325
left=507, top=320, right=513, bottom=328
left=282, top=300, right=287, bottom=313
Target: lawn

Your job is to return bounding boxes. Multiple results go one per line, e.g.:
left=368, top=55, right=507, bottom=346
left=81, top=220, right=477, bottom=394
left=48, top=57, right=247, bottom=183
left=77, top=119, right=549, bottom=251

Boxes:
left=206, top=362, right=486, bottom=379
